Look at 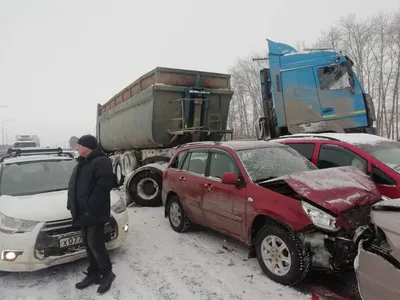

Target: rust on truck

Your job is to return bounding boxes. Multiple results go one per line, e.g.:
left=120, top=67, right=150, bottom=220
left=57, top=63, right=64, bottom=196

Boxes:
left=99, top=67, right=231, bottom=116
left=96, top=67, right=234, bottom=151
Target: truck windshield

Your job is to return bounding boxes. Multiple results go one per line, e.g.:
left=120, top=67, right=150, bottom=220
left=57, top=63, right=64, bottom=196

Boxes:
left=318, top=63, right=354, bottom=91
left=0, top=159, right=77, bottom=196
left=357, top=141, right=400, bottom=173
left=236, top=146, right=317, bottom=182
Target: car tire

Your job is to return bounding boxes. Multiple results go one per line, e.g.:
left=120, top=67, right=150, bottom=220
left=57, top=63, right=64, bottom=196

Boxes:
left=167, top=195, right=191, bottom=233
left=128, top=170, right=162, bottom=207
left=255, top=224, right=310, bottom=286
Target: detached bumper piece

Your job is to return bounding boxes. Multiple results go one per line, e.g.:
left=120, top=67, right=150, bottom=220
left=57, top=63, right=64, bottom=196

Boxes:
left=356, top=245, right=400, bottom=300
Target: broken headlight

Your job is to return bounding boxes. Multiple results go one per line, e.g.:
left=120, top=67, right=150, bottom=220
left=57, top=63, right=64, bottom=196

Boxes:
left=301, top=201, right=339, bottom=232
left=0, top=212, right=39, bottom=234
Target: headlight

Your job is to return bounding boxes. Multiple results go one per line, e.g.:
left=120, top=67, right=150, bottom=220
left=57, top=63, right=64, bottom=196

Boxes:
left=0, top=212, right=39, bottom=234
left=111, top=198, right=126, bottom=214
left=301, top=201, right=339, bottom=232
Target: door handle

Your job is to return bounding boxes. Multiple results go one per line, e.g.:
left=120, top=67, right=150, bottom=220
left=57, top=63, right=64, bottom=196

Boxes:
left=204, top=183, right=212, bottom=191
left=179, top=176, right=186, bottom=182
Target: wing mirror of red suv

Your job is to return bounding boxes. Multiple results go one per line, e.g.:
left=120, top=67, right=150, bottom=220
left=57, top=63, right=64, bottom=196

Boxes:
left=221, top=172, right=240, bottom=186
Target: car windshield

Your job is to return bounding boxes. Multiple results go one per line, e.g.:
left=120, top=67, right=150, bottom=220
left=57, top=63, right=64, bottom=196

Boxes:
left=236, top=146, right=317, bottom=182
left=0, top=159, right=77, bottom=196
left=356, top=141, right=400, bottom=173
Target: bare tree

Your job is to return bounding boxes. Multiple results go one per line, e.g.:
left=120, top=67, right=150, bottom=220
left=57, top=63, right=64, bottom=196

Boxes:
left=228, top=54, right=267, bottom=138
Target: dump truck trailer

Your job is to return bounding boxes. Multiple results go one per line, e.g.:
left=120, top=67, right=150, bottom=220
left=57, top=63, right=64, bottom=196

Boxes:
left=96, top=67, right=234, bottom=206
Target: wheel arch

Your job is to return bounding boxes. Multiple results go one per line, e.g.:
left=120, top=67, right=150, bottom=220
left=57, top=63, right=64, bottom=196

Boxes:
left=249, top=214, right=295, bottom=247
left=164, top=191, right=178, bottom=218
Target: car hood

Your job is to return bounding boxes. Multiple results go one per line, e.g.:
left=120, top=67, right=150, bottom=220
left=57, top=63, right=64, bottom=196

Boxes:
left=0, top=189, right=122, bottom=222
left=277, top=166, right=381, bottom=213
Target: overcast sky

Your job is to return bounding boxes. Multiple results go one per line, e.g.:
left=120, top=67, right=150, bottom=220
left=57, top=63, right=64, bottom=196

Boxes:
left=0, top=0, right=399, bottom=147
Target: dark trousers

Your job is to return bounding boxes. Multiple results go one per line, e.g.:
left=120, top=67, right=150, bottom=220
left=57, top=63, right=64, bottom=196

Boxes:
left=81, top=224, right=112, bottom=276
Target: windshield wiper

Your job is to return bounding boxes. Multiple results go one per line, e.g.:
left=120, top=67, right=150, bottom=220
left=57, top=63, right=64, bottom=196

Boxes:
left=254, top=176, right=277, bottom=183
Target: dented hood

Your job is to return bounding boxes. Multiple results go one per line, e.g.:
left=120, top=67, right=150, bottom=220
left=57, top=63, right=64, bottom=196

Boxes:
left=279, top=166, right=381, bottom=213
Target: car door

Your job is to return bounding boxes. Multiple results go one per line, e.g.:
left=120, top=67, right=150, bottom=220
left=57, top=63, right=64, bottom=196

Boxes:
left=177, top=149, right=209, bottom=225
left=316, top=143, right=368, bottom=173
left=284, top=142, right=317, bottom=164
left=369, top=164, right=399, bottom=198
left=202, top=149, right=246, bottom=240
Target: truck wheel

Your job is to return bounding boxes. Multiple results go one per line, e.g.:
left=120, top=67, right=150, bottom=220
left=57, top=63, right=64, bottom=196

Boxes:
left=114, top=161, right=124, bottom=186
left=167, top=195, right=191, bottom=233
left=255, top=225, right=310, bottom=286
left=128, top=170, right=162, bottom=207
left=122, top=152, right=137, bottom=176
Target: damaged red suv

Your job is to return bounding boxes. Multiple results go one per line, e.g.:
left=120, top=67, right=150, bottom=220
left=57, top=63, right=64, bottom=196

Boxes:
left=162, top=141, right=382, bottom=286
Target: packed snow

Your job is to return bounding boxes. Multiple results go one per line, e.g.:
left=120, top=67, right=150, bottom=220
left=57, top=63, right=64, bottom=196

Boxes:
left=0, top=205, right=309, bottom=300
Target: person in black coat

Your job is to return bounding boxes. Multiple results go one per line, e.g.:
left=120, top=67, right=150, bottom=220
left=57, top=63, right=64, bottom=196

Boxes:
left=67, top=134, right=116, bottom=294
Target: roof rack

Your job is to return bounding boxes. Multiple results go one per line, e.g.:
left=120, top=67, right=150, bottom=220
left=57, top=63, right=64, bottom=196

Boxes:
left=270, top=134, right=341, bottom=142
left=0, top=147, right=74, bottom=163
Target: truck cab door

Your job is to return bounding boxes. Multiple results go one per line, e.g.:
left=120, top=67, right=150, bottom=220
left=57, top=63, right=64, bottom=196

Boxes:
left=281, top=67, right=322, bottom=126
left=314, top=63, right=368, bottom=128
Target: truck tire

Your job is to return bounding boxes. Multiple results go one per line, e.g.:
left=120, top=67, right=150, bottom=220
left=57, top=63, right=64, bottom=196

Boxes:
left=128, top=170, right=162, bottom=207
left=122, top=152, right=137, bottom=176
left=255, top=225, right=311, bottom=286
left=166, top=195, right=191, bottom=233
left=114, top=160, right=124, bottom=186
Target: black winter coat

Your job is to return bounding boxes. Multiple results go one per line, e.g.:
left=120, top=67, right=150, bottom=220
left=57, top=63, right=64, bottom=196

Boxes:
left=67, top=149, right=114, bottom=227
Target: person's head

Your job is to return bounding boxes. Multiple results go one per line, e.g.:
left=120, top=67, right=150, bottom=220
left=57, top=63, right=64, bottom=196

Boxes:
left=75, top=134, right=98, bottom=158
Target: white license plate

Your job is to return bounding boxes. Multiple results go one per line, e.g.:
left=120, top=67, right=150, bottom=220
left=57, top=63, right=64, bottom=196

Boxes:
left=59, top=235, right=82, bottom=248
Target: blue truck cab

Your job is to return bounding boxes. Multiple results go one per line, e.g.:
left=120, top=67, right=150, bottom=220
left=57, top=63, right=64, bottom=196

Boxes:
left=256, top=39, right=376, bottom=139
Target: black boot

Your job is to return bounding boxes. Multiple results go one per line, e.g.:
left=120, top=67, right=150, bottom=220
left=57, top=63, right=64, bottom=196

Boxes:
left=97, top=271, right=116, bottom=294
left=75, top=271, right=101, bottom=289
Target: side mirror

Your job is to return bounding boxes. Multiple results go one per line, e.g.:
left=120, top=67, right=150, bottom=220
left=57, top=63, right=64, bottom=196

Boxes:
left=221, top=172, right=239, bottom=186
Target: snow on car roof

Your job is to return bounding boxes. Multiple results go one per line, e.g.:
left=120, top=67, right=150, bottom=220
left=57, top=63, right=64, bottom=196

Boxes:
left=274, top=133, right=393, bottom=146
left=185, top=140, right=287, bottom=151
left=1, top=155, right=74, bottom=165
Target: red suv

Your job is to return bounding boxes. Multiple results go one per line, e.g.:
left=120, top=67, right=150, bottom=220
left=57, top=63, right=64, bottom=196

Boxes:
left=273, top=133, right=400, bottom=198
left=161, top=141, right=381, bottom=286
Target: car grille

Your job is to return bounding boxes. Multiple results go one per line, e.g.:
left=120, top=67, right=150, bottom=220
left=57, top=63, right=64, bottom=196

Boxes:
left=343, top=205, right=372, bottom=228
left=34, top=217, right=118, bottom=259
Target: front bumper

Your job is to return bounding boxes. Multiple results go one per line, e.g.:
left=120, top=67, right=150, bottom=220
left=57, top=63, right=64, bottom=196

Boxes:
left=0, top=211, right=129, bottom=272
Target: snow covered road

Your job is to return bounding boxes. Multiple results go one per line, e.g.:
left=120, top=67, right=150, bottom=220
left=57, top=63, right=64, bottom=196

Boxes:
left=0, top=205, right=310, bottom=300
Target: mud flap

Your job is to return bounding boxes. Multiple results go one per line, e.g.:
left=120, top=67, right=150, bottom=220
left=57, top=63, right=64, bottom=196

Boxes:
left=355, top=247, right=400, bottom=300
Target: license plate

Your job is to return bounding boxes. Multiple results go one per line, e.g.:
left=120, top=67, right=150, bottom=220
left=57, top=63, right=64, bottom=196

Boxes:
left=59, top=235, right=82, bottom=248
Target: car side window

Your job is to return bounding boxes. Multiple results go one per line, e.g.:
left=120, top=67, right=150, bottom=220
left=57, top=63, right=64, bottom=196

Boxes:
left=183, top=151, right=208, bottom=175
left=209, top=151, right=239, bottom=179
left=372, top=165, right=396, bottom=186
left=286, top=143, right=315, bottom=161
left=317, top=144, right=367, bottom=173
left=169, top=151, right=188, bottom=169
